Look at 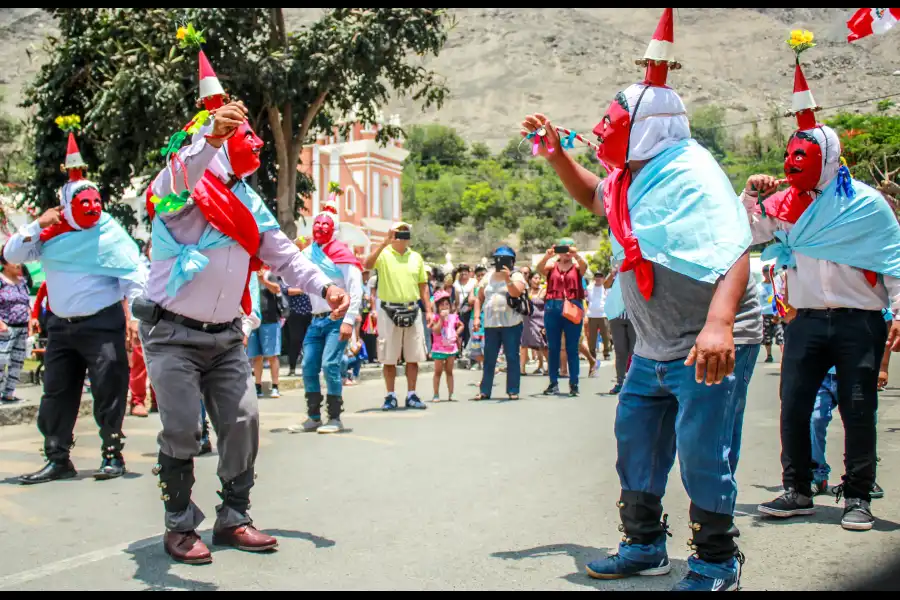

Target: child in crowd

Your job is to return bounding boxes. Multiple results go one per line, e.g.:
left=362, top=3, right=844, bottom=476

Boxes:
left=431, top=291, right=464, bottom=403
left=342, top=328, right=365, bottom=387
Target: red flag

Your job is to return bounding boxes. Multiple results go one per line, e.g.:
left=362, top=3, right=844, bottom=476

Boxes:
left=847, top=8, right=900, bottom=42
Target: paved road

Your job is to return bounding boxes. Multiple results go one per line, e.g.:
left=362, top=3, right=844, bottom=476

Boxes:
left=0, top=357, right=898, bottom=591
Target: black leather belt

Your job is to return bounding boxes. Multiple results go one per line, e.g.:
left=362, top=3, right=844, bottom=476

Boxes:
left=159, top=309, right=237, bottom=334
left=796, top=308, right=880, bottom=317
left=60, top=303, right=120, bottom=324
left=312, top=312, right=333, bottom=320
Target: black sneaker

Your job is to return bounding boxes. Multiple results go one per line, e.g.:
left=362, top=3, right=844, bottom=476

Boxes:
left=569, top=385, right=580, bottom=397
left=758, top=489, right=816, bottom=518
left=871, top=483, right=885, bottom=500
left=544, top=384, right=560, bottom=396
left=841, top=498, right=875, bottom=531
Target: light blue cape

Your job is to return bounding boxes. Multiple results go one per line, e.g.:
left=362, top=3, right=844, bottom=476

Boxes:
left=605, top=139, right=753, bottom=320
left=42, top=214, right=143, bottom=284
left=762, top=178, right=900, bottom=279
left=152, top=179, right=281, bottom=297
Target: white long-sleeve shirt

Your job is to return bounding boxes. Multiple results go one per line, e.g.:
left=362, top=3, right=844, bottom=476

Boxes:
left=742, top=191, right=900, bottom=317
left=4, top=220, right=147, bottom=319
left=308, top=263, right=363, bottom=327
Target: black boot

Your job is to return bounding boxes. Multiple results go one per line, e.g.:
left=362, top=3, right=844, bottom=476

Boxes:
left=95, top=429, right=127, bottom=481
left=19, top=438, right=77, bottom=486
left=326, top=395, right=344, bottom=422
left=306, top=392, right=324, bottom=420
left=688, top=504, right=741, bottom=564
left=215, top=469, right=255, bottom=522
left=618, top=491, right=670, bottom=547
left=154, top=453, right=196, bottom=515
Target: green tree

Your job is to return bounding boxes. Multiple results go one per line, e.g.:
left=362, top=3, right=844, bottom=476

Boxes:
left=587, top=231, right=613, bottom=276
left=519, top=215, right=559, bottom=253
left=691, top=104, right=728, bottom=160
left=413, top=215, right=452, bottom=262
left=25, top=8, right=453, bottom=238
left=0, top=93, right=30, bottom=186
left=470, top=142, right=491, bottom=161
left=406, top=124, right=469, bottom=173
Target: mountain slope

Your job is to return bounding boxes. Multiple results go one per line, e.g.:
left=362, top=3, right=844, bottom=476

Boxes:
left=1, top=8, right=896, bottom=149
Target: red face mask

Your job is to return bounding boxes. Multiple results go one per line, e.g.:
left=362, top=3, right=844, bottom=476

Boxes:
left=593, top=94, right=632, bottom=170
left=313, top=215, right=336, bottom=246
left=784, top=132, right=823, bottom=193
left=71, top=187, right=103, bottom=229
left=226, top=122, right=264, bottom=180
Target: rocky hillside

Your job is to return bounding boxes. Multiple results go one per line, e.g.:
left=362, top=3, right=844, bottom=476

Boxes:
left=1, top=8, right=897, bottom=149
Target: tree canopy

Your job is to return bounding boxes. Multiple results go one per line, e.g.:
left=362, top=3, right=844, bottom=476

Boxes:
left=23, top=8, right=453, bottom=236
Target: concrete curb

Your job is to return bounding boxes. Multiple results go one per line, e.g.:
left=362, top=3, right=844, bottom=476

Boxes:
left=0, top=363, right=444, bottom=428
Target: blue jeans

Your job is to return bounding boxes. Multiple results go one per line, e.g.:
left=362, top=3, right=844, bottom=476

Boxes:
left=248, top=322, right=282, bottom=359
left=342, top=354, right=363, bottom=381
left=545, top=300, right=584, bottom=387
left=810, top=373, right=838, bottom=483
left=615, top=345, right=759, bottom=571
left=481, top=325, right=523, bottom=397
left=302, top=317, right=348, bottom=397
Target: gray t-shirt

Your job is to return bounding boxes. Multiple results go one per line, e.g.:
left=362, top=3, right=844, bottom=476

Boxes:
left=619, top=264, right=763, bottom=363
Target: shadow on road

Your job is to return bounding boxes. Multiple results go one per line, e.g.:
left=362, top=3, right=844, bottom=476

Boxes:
left=260, top=529, right=337, bottom=549
left=125, top=536, right=219, bottom=592
left=736, top=503, right=900, bottom=533
left=1, top=471, right=143, bottom=487
left=491, top=543, right=687, bottom=590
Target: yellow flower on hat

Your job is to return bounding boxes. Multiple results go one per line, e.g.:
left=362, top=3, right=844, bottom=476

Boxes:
left=55, top=114, right=82, bottom=132
left=176, top=26, right=188, bottom=41
left=787, top=29, right=816, bottom=55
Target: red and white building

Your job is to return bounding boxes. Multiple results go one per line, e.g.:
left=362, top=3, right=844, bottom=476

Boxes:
left=299, top=110, right=409, bottom=253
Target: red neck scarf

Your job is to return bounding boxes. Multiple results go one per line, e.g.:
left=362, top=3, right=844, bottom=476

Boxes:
left=604, top=168, right=655, bottom=300
left=763, top=187, right=878, bottom=287
left=147, top=172, right=262, bottom=316
left=40, top=221, right=77, bottom=243
left=319, top=239, right=363, bottom=272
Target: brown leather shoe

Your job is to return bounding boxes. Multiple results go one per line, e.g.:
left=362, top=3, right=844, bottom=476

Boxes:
left=131, top=404, right=149, bottom=418
left=212, top=525, right=278, bottom=553
left=164, top=531, right=213, bottom=565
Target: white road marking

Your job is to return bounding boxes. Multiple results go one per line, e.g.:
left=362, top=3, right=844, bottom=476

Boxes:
left=0, top=536, right=161, bottom=590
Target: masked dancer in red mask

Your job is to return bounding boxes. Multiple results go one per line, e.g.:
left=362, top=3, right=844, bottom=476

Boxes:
left=747, top=34, right=900, bottom=533
left=4, top=117, right=146, bottom=486
left=139, top=29, right=349, bottom=566
left=288, top=201, right=363, bottom=436
left=521, top=9, right=763, bottom=591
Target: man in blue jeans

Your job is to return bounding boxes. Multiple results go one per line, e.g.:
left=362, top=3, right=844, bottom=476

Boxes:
left=290, top=208, right=363, bottom=435
left=520, top=8, right=763, bottom=590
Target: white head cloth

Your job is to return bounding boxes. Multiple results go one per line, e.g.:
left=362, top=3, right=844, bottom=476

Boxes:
left=621, top=83, right=692, bottom=162
left=796, top=124, right=842, bottom=191
left=59, top=179, right=99, bottom=231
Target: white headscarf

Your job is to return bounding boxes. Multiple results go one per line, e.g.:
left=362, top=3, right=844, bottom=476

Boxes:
left=797, top=124, right=842, bottom=191
left=59, top=179, right=100, bottom=231
left=621, top=83, right=692, bottom=162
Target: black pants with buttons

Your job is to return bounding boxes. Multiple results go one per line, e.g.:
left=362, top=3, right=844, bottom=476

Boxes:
left=780, top=309, right=887, bottom=501
left=38, top=304, right=129, bottom=463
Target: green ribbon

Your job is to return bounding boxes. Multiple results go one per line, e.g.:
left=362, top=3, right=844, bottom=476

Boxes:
left=160, top=131, right=189, bottom=158
left=154, top=190, right=192, bottom=215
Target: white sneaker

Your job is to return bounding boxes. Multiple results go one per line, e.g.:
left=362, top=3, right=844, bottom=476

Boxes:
left=271, top=387, right=281, bottom=399
left=289, top=418, right=322, bottom=434
left=318, top=420, right=345, bottom=435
